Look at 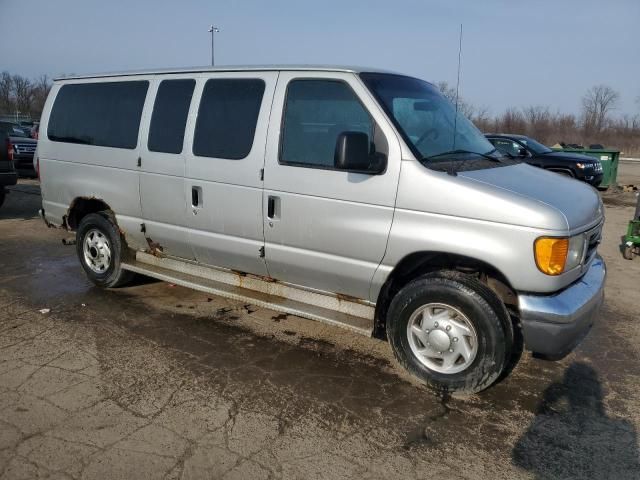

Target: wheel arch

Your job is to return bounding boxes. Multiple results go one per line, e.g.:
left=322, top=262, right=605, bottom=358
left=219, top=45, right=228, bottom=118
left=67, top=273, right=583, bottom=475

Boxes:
left=546, top=167, right=575, bottom=177
left=373, top=251, right=519, bottom=338
left=66, top=197, right=113, bottom=230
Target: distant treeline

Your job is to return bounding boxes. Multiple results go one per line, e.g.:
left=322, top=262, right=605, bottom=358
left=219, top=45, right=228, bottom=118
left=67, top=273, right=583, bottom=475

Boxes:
left=1, top=71, right=638, bottom=155
left=438, top=81, right=640, bottom=156
left=0, top=72, right=51, bottom=121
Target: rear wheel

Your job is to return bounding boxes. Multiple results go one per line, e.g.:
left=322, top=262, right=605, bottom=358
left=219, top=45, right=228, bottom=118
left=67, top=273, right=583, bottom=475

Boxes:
left=76, top=212, right=134, bottom=288
left=386, top=271, right=512, bottom=394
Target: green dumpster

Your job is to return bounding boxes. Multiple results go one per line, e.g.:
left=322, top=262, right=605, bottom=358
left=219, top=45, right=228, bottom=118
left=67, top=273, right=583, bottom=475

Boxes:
left=551, top=148, right=620, bottom=190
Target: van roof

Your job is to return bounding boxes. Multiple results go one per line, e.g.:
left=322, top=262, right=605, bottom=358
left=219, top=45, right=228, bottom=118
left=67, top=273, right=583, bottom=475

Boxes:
left=54, top=65, right=400, bottom=81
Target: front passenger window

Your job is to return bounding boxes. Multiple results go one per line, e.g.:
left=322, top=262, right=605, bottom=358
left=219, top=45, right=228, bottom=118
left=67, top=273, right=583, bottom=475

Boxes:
left=280, top=80, right=377, bottom=169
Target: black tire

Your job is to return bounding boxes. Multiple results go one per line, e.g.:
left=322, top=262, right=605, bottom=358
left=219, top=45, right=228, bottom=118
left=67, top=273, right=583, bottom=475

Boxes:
left=0, top=189, right=5, bottom=208
left=386, top=271, right=512, bottom=394
left=75, top=212, right=134, bottom=288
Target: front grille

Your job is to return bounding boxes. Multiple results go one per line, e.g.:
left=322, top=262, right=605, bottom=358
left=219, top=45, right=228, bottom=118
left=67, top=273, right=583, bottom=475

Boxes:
left=584, top=223, right=602, bottom=264
left=14, top=143, right=36, bottom=155
left=594, top=162, right=603, bottom=172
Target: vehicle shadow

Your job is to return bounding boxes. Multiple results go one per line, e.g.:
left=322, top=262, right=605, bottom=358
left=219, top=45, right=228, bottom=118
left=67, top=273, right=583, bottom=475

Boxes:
left=0, top=184, right=42, bottom=221
left=512, top=362, right=640, bottom=479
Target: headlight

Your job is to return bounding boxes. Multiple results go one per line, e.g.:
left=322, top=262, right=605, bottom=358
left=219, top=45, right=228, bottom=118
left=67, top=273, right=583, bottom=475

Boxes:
left=534, top=234, right=586, bottom=275
left=576, top=162, right=586, bottom=169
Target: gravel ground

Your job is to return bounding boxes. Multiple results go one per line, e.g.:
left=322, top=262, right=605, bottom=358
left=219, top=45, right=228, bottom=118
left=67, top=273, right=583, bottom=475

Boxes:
left=0, top=167, right=639, bottom=479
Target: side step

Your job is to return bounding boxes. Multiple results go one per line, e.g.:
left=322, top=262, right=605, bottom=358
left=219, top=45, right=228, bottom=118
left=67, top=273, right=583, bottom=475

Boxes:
left=121, top=254, right=374, bottom=337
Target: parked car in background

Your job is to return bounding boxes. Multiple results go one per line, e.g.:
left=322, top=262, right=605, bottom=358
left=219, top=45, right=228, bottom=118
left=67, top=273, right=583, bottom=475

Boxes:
left=18, top=120, right=35, bottom=134
left=0, top=121, right=38, bottom=177
left=30, top=122, right=40, bottom=139
left=485, top=134, right=603, bottom=186
left=0, top=125, right=18, bottom=208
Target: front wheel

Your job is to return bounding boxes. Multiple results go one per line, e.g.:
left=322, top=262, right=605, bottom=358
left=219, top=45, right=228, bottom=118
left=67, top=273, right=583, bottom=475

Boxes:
left=76, top=212, right=134, bottom=288
left=386, top=271, right=512, bottom=394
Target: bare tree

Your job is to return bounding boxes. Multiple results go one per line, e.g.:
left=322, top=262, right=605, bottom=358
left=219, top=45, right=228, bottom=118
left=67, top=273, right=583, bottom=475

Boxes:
left=496, top=108, right=527, bottom=134
left=581, top=84, right=619, bottom=134
left=436, top=80, right=475, bottom=117
left=0, top=72, right=14, bottom=114
left=522, top=105, right=552, bottom=140
left=13, top=75, right=33, bottom=115
left=30, top=75, right=51, bottom=117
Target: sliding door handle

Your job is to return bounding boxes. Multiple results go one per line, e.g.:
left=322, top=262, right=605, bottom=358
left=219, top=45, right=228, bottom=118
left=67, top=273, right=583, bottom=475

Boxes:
left=267, top=196, right=275, bottom=218
left=191, top=186, right=202, bottom=210
left=267, top=195, right=280, bottom=223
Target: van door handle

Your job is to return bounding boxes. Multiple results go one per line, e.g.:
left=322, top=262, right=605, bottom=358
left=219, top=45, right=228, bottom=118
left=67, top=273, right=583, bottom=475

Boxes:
left=192, top=186, right=202, bottom=207
left=267, top=195, right=280, bottom=221
left=267, top=196, right=275, bottom=218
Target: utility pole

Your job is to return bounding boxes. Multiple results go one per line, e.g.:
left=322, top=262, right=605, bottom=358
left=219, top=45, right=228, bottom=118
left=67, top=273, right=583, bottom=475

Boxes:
left=208, top=25, right=220, bottom=66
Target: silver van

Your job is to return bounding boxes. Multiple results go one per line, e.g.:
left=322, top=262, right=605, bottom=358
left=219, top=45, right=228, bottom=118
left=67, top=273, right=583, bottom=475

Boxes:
left=36, top=66, right=606, bottom=393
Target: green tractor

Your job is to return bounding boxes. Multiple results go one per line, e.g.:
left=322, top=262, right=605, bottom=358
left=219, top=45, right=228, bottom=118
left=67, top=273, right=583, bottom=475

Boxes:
left=623, top=194, right=640, bottom=260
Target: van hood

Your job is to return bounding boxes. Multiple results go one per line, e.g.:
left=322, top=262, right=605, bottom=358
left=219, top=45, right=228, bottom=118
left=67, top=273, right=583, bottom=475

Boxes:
left=459, top=163, right=603, bottom=231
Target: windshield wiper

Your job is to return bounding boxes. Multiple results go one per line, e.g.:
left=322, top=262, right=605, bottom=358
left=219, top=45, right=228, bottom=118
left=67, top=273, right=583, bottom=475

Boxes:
left=424, top=148, right=499, bottom=162
left=423, top=148, right=502, bottom=176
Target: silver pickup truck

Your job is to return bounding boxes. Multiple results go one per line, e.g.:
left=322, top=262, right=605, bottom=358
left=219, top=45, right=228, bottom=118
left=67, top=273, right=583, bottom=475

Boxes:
left=36, top=66, right=605, bottom=393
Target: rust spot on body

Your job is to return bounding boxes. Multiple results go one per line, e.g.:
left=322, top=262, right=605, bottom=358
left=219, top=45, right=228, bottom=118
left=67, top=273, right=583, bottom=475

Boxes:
left=145, top=237, right=164, bottom=257
left=335, top=292, right=369, bottom=305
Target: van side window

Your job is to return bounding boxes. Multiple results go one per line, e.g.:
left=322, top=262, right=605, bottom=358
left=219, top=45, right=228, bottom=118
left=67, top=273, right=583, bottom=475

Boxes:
left=148, top=79, right=195, bottom=154
left=280, top=80, right=373, bottom=168
left=193, top=79, right=265, bottom=160
left=48, top=81, right=148, bottom=149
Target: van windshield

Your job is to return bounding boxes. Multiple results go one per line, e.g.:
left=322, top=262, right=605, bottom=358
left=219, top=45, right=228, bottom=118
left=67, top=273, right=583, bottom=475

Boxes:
left=360, top=73, right=494, bottom=162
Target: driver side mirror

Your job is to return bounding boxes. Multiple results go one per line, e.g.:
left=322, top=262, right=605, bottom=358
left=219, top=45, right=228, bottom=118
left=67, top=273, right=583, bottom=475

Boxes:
left=517, top=147, right=528, bottom=158
left=334, top=131, right=385, bottom=174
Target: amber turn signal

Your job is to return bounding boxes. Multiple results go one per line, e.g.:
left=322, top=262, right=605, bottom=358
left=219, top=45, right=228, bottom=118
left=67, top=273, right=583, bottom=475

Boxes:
left=534, top=237, right=569, bottom=275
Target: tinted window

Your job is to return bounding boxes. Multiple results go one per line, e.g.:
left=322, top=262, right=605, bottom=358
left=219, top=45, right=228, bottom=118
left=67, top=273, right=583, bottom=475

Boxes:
left=148, top=79, right=195, bottom=154
left=490, top=138, right=522, bottom=156
left=519, top=137, right=552, bottom=154
left=48, top=81, right=148, bottom=149
left=280, top=80, right=372, bottom=168
left=193, top=79, right=265, bottom=159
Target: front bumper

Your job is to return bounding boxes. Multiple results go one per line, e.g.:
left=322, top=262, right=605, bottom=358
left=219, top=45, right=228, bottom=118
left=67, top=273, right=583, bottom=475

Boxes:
left=582, top=172, right=603, bottom=187
left=13, top=155, right=36, bottom=175
left=518, top=255, right=606, bottom=359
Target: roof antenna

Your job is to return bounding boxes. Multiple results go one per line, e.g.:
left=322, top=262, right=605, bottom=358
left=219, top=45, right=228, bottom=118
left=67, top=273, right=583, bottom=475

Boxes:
left=448, top=24, right=463, bottom=176
left=452, top=23, right=463, bottom=151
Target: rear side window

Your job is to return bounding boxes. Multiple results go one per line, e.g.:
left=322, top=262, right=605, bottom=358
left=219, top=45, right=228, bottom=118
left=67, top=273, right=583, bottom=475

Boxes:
left=193, top=79, right=265, bottom=160
left=148, top=79, right=195, bottom=154
left=280, top=80, right=372, bottom=168
left=48, top=81, right=148, bottom=149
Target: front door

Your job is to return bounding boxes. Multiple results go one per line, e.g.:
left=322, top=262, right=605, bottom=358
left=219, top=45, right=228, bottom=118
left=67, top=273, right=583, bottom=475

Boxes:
left=184, top=72, right=278, bottom=276
left=262, top=72, right=402, bottom=301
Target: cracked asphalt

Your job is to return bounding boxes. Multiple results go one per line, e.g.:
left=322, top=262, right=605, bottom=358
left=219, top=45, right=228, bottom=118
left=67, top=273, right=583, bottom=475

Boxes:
left=1, top=169, right=640, bottom=479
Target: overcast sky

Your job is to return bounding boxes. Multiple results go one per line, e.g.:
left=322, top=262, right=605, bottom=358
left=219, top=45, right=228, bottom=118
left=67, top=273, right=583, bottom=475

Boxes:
left=1, top=0, right=638, bottom=116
